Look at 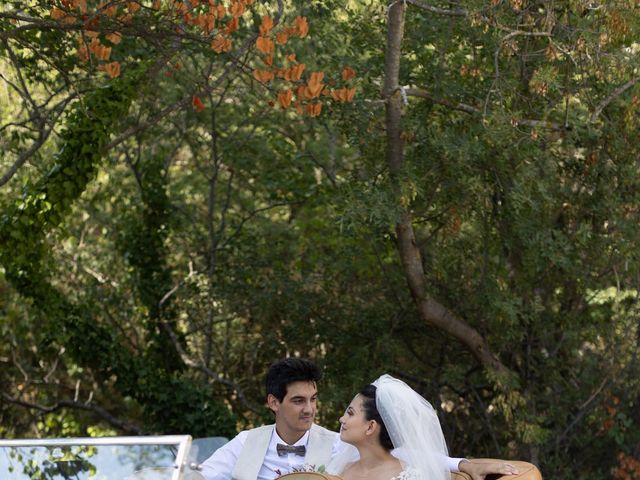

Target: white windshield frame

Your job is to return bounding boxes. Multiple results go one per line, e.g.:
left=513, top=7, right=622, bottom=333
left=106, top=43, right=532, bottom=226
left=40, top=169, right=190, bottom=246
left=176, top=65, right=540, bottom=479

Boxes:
left=0, top=435, right=192, bottom=480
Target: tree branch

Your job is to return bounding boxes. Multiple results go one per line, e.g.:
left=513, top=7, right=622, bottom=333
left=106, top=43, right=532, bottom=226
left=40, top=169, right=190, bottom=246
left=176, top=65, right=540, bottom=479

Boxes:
left=158, top=319, right=263, bottom=415
left=405, top=0, right=466, bottom=16
left=591, top=77, right=640, bottom=122
left=405, top=87, right=563, bottom=129
left=0, top=392, right=144, bottom=435
left=384, top=0, right=512, bottom=377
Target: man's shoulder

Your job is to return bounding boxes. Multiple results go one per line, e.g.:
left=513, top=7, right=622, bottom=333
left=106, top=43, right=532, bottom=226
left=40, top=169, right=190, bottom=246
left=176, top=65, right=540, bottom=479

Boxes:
left=238, top=424, right=274, bottom=441
left=245, top=424, right=274, bottom=434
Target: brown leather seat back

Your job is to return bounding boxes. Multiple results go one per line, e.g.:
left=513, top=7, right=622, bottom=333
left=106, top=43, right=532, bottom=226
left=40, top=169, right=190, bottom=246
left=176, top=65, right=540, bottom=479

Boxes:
left=276, top=459, right=542, bottom=480
left=451, top=459, right=542, bottom=480
left=277, top=473, right=342, bottom=480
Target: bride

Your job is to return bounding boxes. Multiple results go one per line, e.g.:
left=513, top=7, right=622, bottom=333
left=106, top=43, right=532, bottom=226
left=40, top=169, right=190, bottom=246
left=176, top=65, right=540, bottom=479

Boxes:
left=326, top=374, right=453, bottom=480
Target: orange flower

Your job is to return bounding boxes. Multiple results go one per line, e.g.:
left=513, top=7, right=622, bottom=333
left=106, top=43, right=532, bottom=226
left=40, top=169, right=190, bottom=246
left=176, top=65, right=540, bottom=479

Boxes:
left=276, top=31, right=288, bottom=45
left=344, top=87, right=356, bottom=102
left=153, top=0, right=161, bottom=9
left=342, top=66, right=356, bottom=81
left=259, top=15, right=273, bottom=35
left=106, top=32, right=122, bottom=44
left=72, top=0, right=87, bottom=13
left=263, top=55, right=273, bottom=66
left=225, top=17, right=239, bottom=34
left=306, top=102, right=322, bottom=117
left=192, top=95, right=205, bottom=112
left=256, top=36, right=274, bottom=54
left=229, top=1, right=244, bottom=17
left=253, top=69, right=274, bottom=82
left=99, top=2, right=118, bottom=17
left=204, top=13, right=215, bottom=31
left=89, top=38, right=111, bottom=60
left=294, top=16, right=308, bottom=37
left=295, top=84, right=306, bottom=98
left=127, top=1, right=141, bottom=13
left=284, top=63, right=305, bottom=81
left=50, top=7, right=66, bottom=19
left=195, top=13, right=214, bottom=32
left=103, top=61, right=121, bottom=78
left=211, top=35, right=232, bottom=53
left=304, top=71, right=324, bottom=98
left=286, top=53, right=296, bottom=62
left=277, top=89, right=293, bottom=109
left=213, top=3, right=225, bottom=18
left=173, top=1, right=187, bottom=13
left=330, top=87, right=356, bottom=102
left=77, top=39, right=90, bottom=62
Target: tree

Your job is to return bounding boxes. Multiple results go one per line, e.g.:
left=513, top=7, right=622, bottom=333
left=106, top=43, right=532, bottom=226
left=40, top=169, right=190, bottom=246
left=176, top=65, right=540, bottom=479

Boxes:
left=2, top=2, right=640, bottom=479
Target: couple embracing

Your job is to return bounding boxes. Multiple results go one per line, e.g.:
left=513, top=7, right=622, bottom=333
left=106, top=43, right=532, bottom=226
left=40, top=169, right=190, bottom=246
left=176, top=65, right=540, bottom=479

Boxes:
left=201, top=358, right=518, bottom=480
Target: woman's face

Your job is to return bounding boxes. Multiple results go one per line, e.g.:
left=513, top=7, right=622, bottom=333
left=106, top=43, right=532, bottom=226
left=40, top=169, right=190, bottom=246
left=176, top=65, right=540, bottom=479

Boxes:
left=339, top=394, right=372, bottom=445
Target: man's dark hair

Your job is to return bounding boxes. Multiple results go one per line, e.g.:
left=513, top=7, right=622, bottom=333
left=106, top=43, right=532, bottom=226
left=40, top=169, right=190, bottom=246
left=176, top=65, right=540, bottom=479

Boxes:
left=360, top=384, right=394, bottom=450
left=266, top=357, right=322, bottom=402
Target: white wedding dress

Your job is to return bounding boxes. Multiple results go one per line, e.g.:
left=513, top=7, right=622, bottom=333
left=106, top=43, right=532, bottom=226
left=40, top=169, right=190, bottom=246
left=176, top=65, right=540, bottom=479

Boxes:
left=389, top=467, right=420, bottom=480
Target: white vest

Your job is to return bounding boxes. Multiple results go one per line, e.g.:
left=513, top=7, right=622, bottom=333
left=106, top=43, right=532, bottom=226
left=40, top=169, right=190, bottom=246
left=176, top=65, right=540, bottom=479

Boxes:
left=232, top=424, right=335, bottom=480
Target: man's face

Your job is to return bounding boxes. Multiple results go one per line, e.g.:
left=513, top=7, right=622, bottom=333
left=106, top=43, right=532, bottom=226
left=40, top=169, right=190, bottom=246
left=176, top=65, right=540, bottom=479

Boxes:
left=268, top=380, right=318, bottom=442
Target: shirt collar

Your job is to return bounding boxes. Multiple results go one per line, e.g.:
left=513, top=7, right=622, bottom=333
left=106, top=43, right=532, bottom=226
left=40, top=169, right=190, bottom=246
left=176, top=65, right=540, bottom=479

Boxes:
left=271, top=427, right=310, bottom=447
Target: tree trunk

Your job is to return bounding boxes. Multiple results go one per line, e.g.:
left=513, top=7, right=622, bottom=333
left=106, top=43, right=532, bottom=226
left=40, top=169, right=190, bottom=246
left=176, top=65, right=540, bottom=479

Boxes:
left=383, top=0, right=510, bottom=377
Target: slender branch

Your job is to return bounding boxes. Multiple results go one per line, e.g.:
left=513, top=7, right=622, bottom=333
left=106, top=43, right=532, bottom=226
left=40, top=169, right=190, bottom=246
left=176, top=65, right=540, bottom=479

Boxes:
left=2, top=38, right=39, bottom=111
left=0, top=119, right=48, bottom=187
left=0, top=392, right=144, bottom=435
left=158, top=319, right=263, bottom=415
left=494, top=30, right=552, bottom=85
left=591, top=77, right=640, bottom=122
left=405, top=88, right=480, bottom=114
left=159, top=262, right=195, bottom=307
left=554, top=376, right=609, bottom=450
left=217, top=202, right=298, bottom=251
left=405, top=0, right=466, bottom=16
left=405, top=87, right=563, bottom=129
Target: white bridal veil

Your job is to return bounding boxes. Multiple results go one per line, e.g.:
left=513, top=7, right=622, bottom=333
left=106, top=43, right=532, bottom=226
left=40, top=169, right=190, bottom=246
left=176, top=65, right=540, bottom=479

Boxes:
left=374, top=374, right=449, bottom=480
left=326, top=374, right=449, bottom=480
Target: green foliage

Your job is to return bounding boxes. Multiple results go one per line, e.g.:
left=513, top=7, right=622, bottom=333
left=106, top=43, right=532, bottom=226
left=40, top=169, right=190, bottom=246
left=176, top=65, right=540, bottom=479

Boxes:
left=0, top=66, right=235, bottom=436
left=2, top=2, right=640, bottom=480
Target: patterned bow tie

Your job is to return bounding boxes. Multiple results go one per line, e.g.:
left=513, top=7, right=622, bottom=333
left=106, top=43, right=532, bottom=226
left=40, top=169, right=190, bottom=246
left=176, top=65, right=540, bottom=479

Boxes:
left=276, top=443, right=306, bottom=457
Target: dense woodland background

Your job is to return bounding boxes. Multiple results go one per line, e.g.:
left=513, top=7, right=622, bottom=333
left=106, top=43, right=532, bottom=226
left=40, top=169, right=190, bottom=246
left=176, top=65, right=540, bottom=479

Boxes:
left=2, top=0, right=640, bottom=478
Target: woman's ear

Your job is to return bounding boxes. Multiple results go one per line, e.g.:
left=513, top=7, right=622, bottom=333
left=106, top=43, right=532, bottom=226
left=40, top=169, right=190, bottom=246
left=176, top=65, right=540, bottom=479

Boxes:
left=365, top=419, right=378, bottom=436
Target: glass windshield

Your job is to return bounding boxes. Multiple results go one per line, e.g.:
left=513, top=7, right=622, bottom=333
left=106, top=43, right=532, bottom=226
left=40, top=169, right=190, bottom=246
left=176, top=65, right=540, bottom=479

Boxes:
left=0, top=437, right=192, bottom=480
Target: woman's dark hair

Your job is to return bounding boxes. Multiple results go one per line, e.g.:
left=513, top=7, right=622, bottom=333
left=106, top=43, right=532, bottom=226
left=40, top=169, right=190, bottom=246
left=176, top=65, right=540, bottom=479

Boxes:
left=266, top=357, right=322, bottom=402
left=360, top=384, right=394, bottom=450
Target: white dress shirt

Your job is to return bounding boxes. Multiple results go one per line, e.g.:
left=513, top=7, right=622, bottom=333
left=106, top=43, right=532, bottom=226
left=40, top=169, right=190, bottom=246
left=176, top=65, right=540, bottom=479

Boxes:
left=200, top=427, right=463, bottom=480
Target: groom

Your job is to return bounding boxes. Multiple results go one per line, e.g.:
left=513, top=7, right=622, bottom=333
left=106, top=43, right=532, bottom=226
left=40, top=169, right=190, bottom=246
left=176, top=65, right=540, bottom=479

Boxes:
left=200, top=357, right=517, bottom=480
